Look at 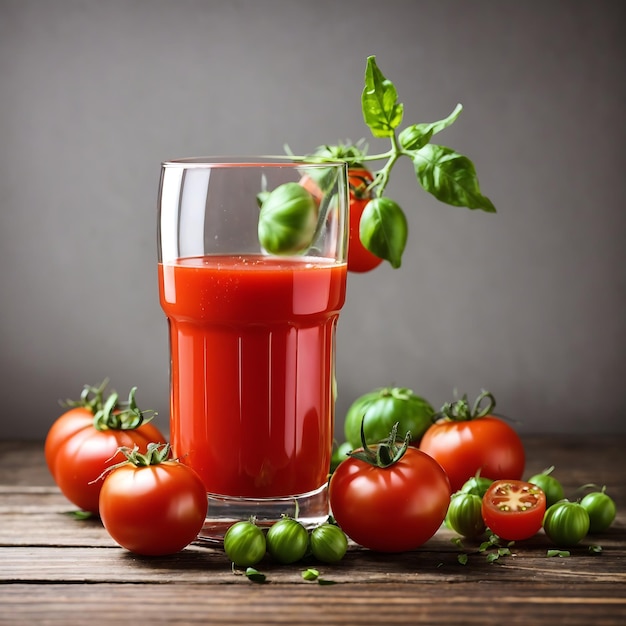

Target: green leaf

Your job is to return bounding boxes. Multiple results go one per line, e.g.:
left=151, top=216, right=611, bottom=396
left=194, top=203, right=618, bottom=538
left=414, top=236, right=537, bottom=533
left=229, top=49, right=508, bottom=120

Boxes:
left=412, top=144, right=496, bottom=213
left=398, top=104, right=463, bottom=151
left=547, top=549, right=571, bottom=558
left=245, top=567, right=267, bottom=583
left=359, top=197, right=408, bottom=269
left=65, top=510, right=96, bottom=521
left=301, top=568, right=320, bottom=581
left=588, top=545, right=603, bottom=554
left=362, top=56, right=404, bottom=138
left=457, top=553, right=469, bottom=565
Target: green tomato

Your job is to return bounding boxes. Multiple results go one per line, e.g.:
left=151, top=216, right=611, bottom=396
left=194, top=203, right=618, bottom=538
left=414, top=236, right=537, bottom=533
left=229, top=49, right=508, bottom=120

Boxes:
left=258, top=182, right=318, bottom=255
left=446, top=492, right=486, bottom=539
left=528, top=469, right=565, bottom=508
left=344, top=387, right=434, bottom=449
left=359, top=197, right=408, bottom=269
left=543, top=501, right=590, bottom=547
left=266, top=518, right=309, bottom=564
left=223, top=520, right=267, bottom=567
left=309, top=523, right=349, bottom=563
left=580, top=490, right=616, bottom=534
left=460, top=475, right=494, bottom=499
left=330, top=441, right=352, bottom=473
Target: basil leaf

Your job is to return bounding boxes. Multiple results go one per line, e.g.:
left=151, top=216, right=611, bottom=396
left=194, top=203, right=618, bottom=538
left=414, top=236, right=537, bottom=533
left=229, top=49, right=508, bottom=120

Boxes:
left=362, top=56, right=404, bottom=138
left=412, top=144, right=496, bottom=213
left=398, top=104, right=463, bottom=151
left=359, top=197, right=408, bottom=269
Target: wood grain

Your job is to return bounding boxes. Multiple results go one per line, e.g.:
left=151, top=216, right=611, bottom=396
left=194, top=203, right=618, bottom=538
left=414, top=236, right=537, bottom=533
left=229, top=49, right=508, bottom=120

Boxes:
left=1, top=437, right=625, bottom=625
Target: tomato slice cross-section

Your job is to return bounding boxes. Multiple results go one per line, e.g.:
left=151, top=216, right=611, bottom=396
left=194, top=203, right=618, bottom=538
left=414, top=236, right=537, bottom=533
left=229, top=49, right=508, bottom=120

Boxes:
left=482, top=479, right=547, bottom=541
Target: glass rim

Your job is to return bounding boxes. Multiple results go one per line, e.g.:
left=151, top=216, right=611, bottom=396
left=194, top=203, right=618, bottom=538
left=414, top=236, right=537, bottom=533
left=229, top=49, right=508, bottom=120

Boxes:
left=161, top=156, right=347, bottom=169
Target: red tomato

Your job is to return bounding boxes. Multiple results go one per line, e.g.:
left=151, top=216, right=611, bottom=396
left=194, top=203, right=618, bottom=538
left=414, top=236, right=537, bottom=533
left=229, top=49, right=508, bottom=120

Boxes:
left=99, top=455, right=207, bottom=556
left=45, top=381, right=110, bottom=478
left=419, top=392, right=525, bottom=493
left=329, top=445, right=450, bottom=552
left=347, top=168, right=383, bottom=273
left=52, top=423, right=167, bottom=514
left=46, top=387, right=168, bottom=514
left=45, top=407, right=94, bottom=479
left=482, top=479, right=546, bottom=541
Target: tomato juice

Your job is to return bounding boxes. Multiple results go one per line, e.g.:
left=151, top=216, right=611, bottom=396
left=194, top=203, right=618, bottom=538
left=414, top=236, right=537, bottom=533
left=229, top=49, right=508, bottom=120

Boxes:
left=158, top=255, right=347, bottom=499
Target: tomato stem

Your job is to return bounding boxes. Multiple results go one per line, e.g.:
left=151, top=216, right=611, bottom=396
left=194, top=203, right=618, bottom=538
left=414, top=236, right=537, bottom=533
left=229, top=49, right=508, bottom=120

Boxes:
left=92, top=386, right=158, bottom=431
left=61, top=379, right=110, bottom=412
left=348, top=419, right=411, bottom=469
left=437, top=390, right=496, bottom=422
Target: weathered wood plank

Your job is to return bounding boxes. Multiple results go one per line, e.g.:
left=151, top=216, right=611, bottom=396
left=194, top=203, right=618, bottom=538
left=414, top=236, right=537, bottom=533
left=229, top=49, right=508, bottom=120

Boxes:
left=1, top=537, right=624, bottom=585
left=1, top=583, right=625, bottom=625
left=1, top=437, right=625, bottom=626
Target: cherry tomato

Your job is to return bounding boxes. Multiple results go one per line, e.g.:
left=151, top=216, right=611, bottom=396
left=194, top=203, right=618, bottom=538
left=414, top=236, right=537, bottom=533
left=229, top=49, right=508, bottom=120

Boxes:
left=446, top=492, right=486, bottom=539
left=258, top=182, right=318, bottom=255
left=47, top=387, right=167, bottom=514
left=266, top=518, right=309, bottom=564
left=343, top=386, right=434, bottom=449
left=309, top=523, right=348, bottom=563
left=330, top=441, right=352, bottom=473
left=482, top=479, right=546, bottom=541
left=419, top=391, right=525, bottom=493
left=99, top=445, right=208, bottom=556
left=359, top=197, right=408, bottom=270
left=460, top=475, right=494, bottom=499
left=543, top=500, right=590, bottom=546
left=347, top=168, right=383, bottom=273
left=580, top=489, right=616, bottom=534
left=223, top=520, right=267, bottom=567
left=329, top=432, right=451, bottom=552
left=527, top=467, right=565, bottom=507
left=45, top=381, right=110, bottom=478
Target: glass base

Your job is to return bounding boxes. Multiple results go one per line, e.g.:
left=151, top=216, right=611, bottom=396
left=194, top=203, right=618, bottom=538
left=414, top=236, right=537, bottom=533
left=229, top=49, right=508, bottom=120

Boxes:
left=196, top=483, right=330, bottom=544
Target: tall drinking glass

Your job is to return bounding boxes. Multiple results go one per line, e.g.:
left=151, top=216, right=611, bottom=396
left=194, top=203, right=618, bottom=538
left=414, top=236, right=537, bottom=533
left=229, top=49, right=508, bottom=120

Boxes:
left=157, top=157, right=348, bottom=541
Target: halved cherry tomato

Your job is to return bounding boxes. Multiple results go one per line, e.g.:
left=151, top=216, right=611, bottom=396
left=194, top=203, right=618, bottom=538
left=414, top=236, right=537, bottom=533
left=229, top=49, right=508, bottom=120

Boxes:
left=347, top=168, right=383, bottom=273
left=481, top=479, right=546, bottom=541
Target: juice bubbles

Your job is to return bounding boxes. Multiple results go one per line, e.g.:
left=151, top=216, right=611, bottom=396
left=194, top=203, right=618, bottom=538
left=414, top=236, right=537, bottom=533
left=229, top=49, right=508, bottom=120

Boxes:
left=158, top=254, right=347, bottom=498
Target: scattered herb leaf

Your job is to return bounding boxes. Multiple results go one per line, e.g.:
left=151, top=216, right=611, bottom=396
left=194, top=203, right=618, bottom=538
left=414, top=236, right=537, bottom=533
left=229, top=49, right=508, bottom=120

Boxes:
left=65, top=510, right=96, bottom=521
left=302, top=568, right=320, bottom=581
left=547, top=549, right=571, bottom=558
left=245, top=567, right=267, bottom=583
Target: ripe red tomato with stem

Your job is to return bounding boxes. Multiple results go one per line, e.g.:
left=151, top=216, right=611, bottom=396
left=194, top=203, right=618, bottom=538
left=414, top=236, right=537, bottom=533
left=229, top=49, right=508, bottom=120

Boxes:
left=482, top=479, right=546, bottom=541
left=419, top=391, right=525, bottom=493
left=347, top=167, right=384, bottom=273
left=45, top=380, right=110, bottom=478
left=47, top=386, right=168, bottom=514
left=329, top=421, right=451, bottom=552
left=99, top=443, right=208, bottom=556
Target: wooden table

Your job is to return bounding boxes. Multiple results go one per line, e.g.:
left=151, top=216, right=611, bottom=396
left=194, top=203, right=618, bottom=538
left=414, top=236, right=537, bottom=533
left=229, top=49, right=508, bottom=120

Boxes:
left=1, top=437, right=625, bottom=625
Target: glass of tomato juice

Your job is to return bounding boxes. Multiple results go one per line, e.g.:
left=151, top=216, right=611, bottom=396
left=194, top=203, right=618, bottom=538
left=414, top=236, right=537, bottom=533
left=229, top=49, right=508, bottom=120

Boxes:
left=157, top=157, right=348, bottom=542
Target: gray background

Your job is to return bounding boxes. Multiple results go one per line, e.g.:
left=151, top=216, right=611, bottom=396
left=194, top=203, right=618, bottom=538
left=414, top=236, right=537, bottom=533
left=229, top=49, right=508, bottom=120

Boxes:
left=1, top=0, right=624, bottom=440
